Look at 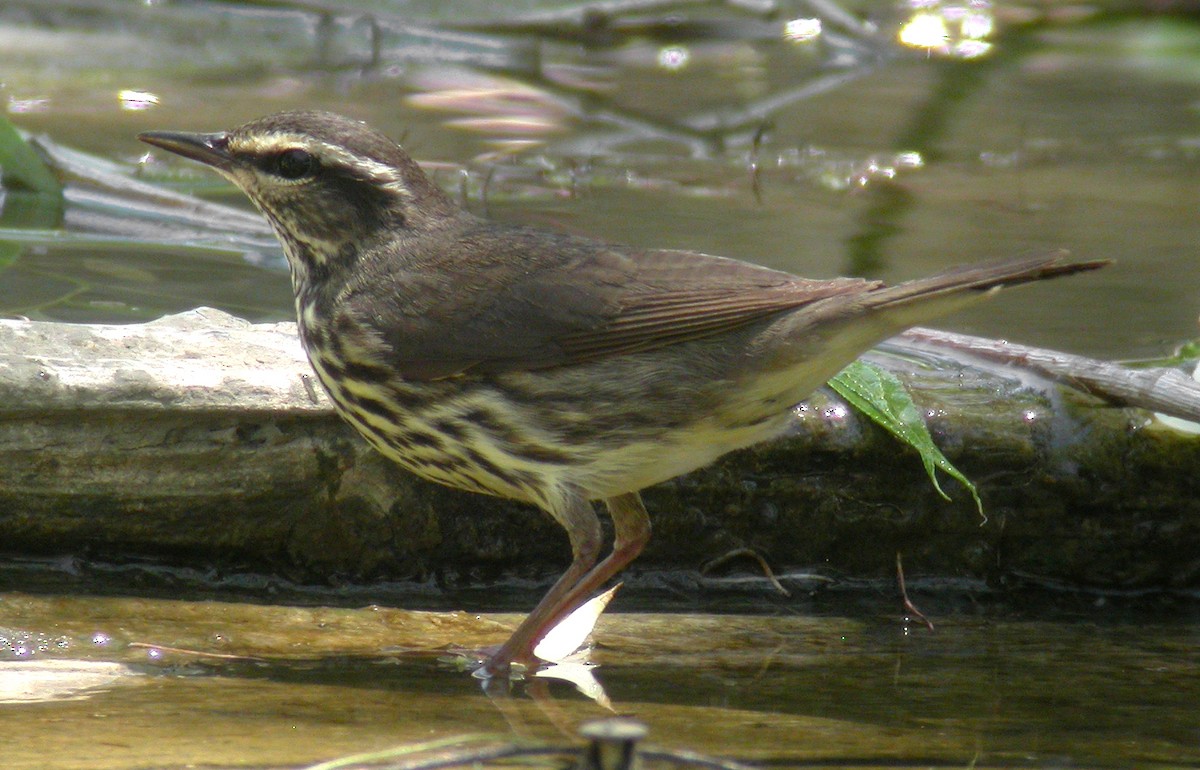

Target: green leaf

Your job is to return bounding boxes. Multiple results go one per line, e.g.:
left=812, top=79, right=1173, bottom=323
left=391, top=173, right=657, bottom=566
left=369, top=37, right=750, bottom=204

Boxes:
left=0, top=190, right=64, bottom=229
left=0, top=114, right=63, bottom=196
left=829, top=359, right=984, bottom=520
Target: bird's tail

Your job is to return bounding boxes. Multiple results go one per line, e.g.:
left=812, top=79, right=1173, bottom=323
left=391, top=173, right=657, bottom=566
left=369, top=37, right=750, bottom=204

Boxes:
left=864, top=251, right=1109, bottom=319
left=746, top=251, right=1109, bottom=409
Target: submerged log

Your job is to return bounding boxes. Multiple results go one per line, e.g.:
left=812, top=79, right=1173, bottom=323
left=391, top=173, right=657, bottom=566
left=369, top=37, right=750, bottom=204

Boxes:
left=1, top=308, right=1198, bottom=592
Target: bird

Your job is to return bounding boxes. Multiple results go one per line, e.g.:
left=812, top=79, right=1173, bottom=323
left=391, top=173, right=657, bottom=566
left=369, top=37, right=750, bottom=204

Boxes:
left=138, top=110, right=1107, bottom=677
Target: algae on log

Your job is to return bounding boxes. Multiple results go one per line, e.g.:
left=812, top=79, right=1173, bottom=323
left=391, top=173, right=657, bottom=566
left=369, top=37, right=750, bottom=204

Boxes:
left=0, top=309, right=1198, bottom=591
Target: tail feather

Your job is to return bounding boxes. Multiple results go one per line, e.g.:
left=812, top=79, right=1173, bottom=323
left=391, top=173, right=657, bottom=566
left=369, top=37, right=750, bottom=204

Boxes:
left=757, top=250, right=1108, bottom=383
left=868, top=251, right=1110, bottom=310
left=689, top=250, right=1107, bottom=429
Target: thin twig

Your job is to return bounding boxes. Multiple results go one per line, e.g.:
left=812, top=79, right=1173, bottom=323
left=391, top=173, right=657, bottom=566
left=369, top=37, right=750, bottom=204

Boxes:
left=896, top=552, right=934, bottom=632
left=701, top=547, right=791, bottom=597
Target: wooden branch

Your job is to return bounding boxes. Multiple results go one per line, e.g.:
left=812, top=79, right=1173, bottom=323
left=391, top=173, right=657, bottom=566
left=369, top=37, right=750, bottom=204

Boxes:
left=2, top=310, right=1197, bottom=592
left=897, top=326, right=1200, bottom=424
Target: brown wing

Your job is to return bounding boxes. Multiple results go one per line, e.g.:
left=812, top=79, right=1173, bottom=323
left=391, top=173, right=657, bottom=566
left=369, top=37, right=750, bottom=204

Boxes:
left=557, top=261, right=871, bottom=360
left=350, top=221, right=877, bottom=379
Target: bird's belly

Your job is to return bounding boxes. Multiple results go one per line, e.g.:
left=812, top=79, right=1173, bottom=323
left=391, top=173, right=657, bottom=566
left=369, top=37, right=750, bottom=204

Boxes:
left=304, top=337, right=796, bottom=507
left=306, top=350, right=578, bottom=507
left=572, top=413, right=793, bottom=499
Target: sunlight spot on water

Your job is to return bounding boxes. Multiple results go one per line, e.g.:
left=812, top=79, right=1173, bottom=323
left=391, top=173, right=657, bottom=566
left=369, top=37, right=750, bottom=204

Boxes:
left=899, top=2, right=995, bottom=59
left=657, top=46, right=690, bottom=71
left=118, top=89, right=160, bottom=111
left=783, top=18, right=822, bottom=43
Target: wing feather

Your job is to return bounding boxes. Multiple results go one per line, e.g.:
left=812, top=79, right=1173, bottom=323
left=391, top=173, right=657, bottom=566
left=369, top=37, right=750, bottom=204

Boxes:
left=353, top=222, right=876, bottom=379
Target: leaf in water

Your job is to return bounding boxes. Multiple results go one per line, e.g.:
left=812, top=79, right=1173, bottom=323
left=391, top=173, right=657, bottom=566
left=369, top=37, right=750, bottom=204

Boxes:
left=829, top=360, right=984, bottom=519
left=533, top=583, right=620, bottom=663
left=529, top=584, right=619, bottom=708
left=0, top=115, right=63, bottom=197
left=534, top=660, right=612, bottom=709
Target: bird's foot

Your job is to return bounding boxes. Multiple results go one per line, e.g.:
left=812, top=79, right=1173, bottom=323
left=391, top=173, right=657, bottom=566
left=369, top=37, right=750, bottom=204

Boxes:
left=442, top=584, right=619, bottom=679
left=435, top=644, right=536, bottom=680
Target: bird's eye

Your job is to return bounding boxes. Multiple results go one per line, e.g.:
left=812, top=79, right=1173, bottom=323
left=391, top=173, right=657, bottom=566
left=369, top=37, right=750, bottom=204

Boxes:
left=273, top=148, right=317, bottom=180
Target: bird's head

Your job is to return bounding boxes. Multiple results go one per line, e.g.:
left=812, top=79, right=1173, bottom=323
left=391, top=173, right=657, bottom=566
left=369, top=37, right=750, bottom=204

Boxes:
left=139, top=110, right=460, bottom=290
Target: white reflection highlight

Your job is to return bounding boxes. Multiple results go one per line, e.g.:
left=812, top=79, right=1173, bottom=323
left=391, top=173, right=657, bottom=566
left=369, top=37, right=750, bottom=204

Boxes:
left=783, top=18, right=822, bottom=43
left=118, top=89, right=160, bottom=111
left=657, top=45, right=690, bottom=70
left=898, top=1, right=995, bottom=59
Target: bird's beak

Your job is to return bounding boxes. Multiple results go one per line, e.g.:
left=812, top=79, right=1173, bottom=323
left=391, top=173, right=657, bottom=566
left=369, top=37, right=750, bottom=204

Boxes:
left=138, top=130, right=233, bottom=171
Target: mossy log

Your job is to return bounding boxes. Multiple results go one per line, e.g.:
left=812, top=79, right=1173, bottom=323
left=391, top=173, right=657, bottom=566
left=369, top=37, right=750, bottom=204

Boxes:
left=1, top=309, right=1198, bottom=592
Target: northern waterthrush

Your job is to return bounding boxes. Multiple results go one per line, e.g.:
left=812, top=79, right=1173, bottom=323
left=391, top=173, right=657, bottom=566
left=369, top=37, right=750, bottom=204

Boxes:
left=139, top=111, right=1106, bottom=677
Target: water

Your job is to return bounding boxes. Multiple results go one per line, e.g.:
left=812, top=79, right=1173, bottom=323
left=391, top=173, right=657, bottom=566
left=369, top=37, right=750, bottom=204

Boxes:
left=2, top=588, right=1198, bottom=768
left=2, top=6, right=1195, bottom=359
left=1, top=2, right=1198, bottom=768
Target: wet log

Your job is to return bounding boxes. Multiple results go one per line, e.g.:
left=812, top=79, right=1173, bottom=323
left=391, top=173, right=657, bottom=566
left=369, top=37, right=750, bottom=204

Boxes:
left=1, top=308, right=1198, bottom=592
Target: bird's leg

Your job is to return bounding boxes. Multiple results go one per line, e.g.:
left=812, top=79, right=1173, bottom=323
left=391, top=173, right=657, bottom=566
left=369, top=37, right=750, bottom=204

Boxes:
left=484, top=493, right=651, bottom=674
left=483, top=492, right=652, bottom=676
left=484, top=492, right=602, bottom=676
left=549, top=492, right=651, bottom=623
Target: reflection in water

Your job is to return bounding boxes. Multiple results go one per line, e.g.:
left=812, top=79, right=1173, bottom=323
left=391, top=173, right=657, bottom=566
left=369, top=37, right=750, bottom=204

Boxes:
left=1, top=590, right=1197, bottom=768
